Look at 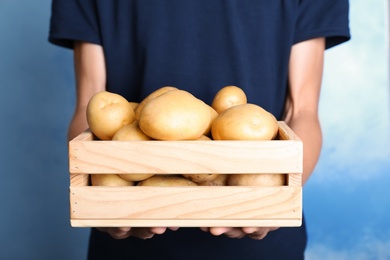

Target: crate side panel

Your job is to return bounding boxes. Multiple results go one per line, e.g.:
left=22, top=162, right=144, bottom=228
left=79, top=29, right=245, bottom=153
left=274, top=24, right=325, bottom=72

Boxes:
left=70, top=186, right=301, bottom=222
left=69, top=140, right=302, bottom=174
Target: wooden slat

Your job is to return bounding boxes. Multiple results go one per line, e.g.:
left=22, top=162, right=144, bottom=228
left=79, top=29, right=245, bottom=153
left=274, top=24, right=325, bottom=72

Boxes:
left=287, top=174, right=302, bottom=187
left=69, top=122, right=302, bottom=175
left=70, top=186, right=301, bottom=227
left=71, top=219, right=302, bottom=228
left=277, top=121, right=301, bottom=141
left=69, top=140, right=302, bottom=174
left=70, top=174, right=89, bottom=187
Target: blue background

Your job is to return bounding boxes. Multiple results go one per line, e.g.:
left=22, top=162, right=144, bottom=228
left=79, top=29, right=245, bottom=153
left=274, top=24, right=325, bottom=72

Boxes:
left=1, top=0, right=389, bottom=259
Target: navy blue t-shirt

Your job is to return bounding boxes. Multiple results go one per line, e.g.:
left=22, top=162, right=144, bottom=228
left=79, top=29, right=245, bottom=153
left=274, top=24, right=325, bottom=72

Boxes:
left=49, top=0, right=350, bottom=119
left=49, top=1, right=350, bottom=259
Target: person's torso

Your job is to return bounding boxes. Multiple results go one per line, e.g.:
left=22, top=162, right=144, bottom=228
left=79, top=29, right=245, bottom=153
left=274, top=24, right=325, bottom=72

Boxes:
left=96, top=0, right=299, bottom=119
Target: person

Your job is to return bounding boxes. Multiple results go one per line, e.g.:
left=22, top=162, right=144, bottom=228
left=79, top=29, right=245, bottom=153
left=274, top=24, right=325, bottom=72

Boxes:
left=48, top=1, right=350, bottom=259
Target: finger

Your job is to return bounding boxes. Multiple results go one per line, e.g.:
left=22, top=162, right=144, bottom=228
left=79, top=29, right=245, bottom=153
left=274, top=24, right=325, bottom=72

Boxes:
left=200, top=227, right=209, bottom=232
left=168, top=227, right=180, bottom=231
left=270, top=227, right=279, bottom=232
left=223, top=228, right=246, bottom=239
left=241, top=227, right=279, bottom=240
left=150, top=227, right=167, bottom=234
left=209, top=227, right=231, bottom=236
left=242, top=227, right=279, bottom=234
left=107, top=227, right=132, bottom=240
left=117, top=227, right=132, bottom=232
left=241, top=227, right=258, bottom=234
left=130, top=228, right=155, bottom=240
left=209, top=227, right=246, bottom=239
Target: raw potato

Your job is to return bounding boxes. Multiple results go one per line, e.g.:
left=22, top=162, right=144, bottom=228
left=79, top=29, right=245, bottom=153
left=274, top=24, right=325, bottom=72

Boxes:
left=203, top=105, right=219, bottom=136
left=85, top=86, right=284, bottom=189
left=87, top=91, right=136, bottom=140
left=211, top=103, right=278, bottom=140
left=198, top=174, right=229, bottom=186
left=138, top=90, right=211, bottom=140
left=227, top=174, right=286, bottom=186
left=134, top=86, right=178, bottom=119
left=119, top=173, right=154, bottom=182
left=182, top=174, right=219, bottom=183
left=112, top=121, right=154, bottom=181
left=272, top=119, right=280, bottom=139
left=112, top=121, right=152, bottom=141
left=211, top=85, right=247, bottom=114
left=137, top=175, right=198, bottom=186
left=91, top=174, right=134, bottom=186
left=129, top=102, right=139, bottom=111
left=196, top=135, right=212, bottom=140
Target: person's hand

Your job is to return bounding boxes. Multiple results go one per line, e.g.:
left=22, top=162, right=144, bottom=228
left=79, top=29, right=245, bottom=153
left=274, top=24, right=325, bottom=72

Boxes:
left=200, top=227, right=279, bottom=240
left=97, top=227, right=179, bottom=240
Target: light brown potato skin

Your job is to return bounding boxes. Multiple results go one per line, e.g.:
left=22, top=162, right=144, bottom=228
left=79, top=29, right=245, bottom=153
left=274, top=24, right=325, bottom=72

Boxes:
left=227, top=174, right=286, bottom=186
left=196, top=135, right=212, bottom=140
left=129, top=102, right=139, bottom=111
left=87, top=91, right=135, bottom=140
left=112, top=121, right=152, bottom=141
left=198, top=174, right=229, bottom=186
left=134, top=86, right=178, bottom=120
left=137, top=175, right=198, bottom=186
left=211, top=103, right=278, bottom=140
left=119, top=173, right=155, bottom=182
left=203, top=105, right=219, bottom=137
left=91, top=174, right=134, bottom=186
left=182, top=174, right=220, bottom=183
left=211, top=86, right=247, bottom=114
left=138, top=90, right=211, bottom=140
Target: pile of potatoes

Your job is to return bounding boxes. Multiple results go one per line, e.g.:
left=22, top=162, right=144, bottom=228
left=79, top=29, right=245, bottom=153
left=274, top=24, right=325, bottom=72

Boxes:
left=87, top=86, right=285, bottom=187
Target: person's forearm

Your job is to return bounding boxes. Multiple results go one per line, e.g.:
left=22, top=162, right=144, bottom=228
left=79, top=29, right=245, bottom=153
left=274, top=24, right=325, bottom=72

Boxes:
left=68, top=41, right=106, bottom=141
left=68, top=110, right=90, bottom=141
left=285, top=111, right=322, bottom=185
left=284, top=37, right=325, bottom=185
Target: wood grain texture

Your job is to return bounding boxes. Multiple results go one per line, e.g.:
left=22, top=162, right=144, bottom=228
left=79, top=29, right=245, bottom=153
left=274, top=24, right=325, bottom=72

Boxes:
left=70, top=186, right=302, bottom=227
left=287, top=174, right=302, bottom=187
left=71, top=219, right=302, bottom=228
left=70, top=174, right=89, bottom=186
left=68, top=121, right=303, bottom=227
left=69, top=122, right=302, bottom=174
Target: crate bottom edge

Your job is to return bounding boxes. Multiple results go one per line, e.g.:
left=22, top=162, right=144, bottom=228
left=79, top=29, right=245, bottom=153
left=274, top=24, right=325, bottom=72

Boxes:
left=70, top=219, right=302, bottom=228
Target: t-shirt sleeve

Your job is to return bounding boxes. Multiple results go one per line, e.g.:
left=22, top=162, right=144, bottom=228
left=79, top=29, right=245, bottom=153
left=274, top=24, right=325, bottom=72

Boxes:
left=48, top=0, right=101, bottom=49
left=294, top=0, right=351, bottom=49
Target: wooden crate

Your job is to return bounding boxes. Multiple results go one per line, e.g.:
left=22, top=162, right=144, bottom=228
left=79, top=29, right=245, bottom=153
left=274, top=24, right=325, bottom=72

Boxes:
left=68, top=121, right=302, bottom=227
